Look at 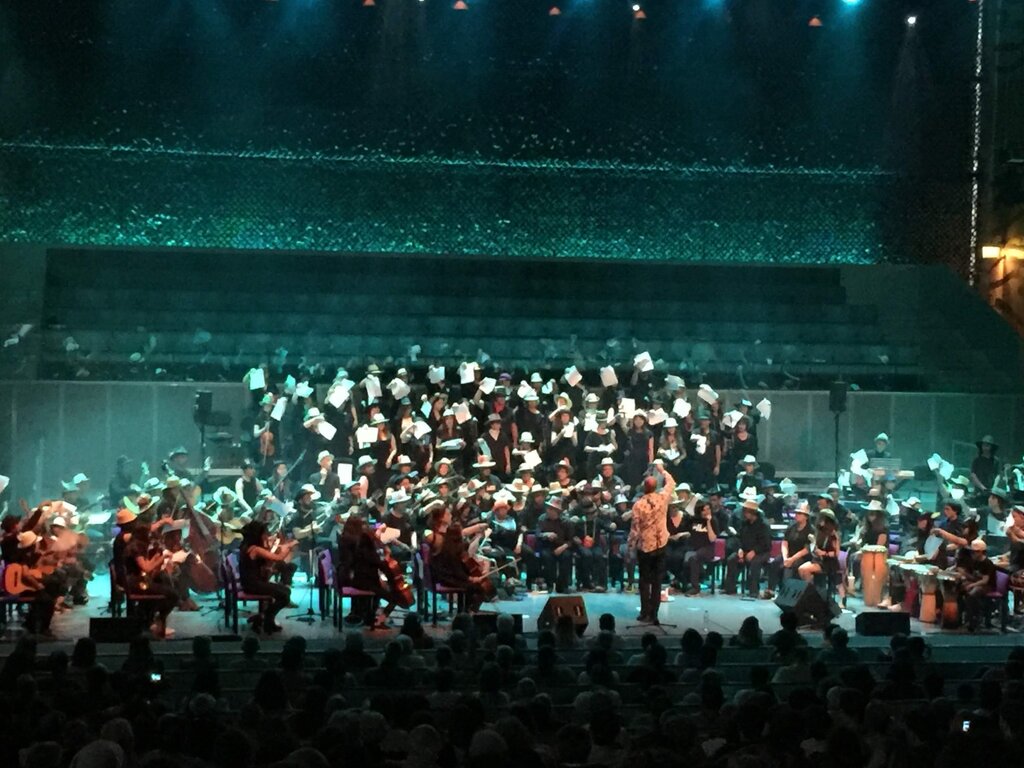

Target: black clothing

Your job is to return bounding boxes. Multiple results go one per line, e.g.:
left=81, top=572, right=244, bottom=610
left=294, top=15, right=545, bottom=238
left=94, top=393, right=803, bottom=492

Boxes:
left=637, top=547, right=666, bottom=621
left=239, top=542, right=290, bottom=626
left=971, top=455, right=998, bottom=492
left=309, top=469, right=342, bottom=503
left=737, top=517, right=772, bottom=556
left=238, top=476, right=261, bottom=510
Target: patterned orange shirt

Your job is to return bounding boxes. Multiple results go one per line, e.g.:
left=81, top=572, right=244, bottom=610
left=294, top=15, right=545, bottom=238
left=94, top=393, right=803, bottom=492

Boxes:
left=627, top=473, right=676, bottom=553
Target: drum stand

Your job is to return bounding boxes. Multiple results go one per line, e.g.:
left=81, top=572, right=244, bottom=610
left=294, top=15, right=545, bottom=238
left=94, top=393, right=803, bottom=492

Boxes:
left=285, top=547, right=318, bottom=625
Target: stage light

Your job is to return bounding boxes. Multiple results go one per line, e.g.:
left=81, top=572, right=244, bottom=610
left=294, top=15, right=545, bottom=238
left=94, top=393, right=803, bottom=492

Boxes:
left=453, top=0, right=468, bottom=9
left=363, top=0, right=375, bottom=6
left=906, top=15, right=917, bottom=26
left=841, top=0, right=861, bottom=5
left=549, top=5, right=561, bottom=15
left=982, top=246, right=1002, bottom=260
left=808, top=15, right=823, bottom=27
left=632, top=3, right=640, bottom=10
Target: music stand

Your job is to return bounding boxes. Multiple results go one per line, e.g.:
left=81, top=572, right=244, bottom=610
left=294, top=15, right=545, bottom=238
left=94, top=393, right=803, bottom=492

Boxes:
left=285, top=546, right=319, bottom=625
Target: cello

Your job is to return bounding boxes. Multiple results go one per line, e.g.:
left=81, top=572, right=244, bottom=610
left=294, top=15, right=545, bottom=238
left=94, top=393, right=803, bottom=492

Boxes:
left=181, top=491, right=221, bottom=593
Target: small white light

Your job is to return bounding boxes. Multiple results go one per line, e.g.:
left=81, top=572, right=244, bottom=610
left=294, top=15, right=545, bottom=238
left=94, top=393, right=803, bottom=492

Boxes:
left=906, top=15, right=917, bottom=26
left=632, top=3, right=641, bottom=11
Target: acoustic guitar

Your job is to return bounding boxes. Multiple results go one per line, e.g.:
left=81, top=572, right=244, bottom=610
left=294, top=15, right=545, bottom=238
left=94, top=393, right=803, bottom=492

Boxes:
left=3, top=563, right=44, bottom=595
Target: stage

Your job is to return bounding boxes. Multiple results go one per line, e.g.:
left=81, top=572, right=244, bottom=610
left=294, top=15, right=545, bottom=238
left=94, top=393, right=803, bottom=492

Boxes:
left=9, top=571, right=1014, bottom=646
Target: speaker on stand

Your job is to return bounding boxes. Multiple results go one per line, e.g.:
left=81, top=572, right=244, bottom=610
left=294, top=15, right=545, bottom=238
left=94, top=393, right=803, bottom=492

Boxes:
left=829, top=381, right=848, bottom=480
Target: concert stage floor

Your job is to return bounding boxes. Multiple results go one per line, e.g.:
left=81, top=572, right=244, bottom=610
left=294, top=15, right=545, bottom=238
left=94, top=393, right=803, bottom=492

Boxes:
left=12, top=574, right=1016, bottom=647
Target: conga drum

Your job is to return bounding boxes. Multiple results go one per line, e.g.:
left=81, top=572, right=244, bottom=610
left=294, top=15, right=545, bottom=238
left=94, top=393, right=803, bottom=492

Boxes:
left=899, top=562, right=920, bottom=615
left=937, top=571, right=961, bottom=629
left=887, top=558, right=906, bottom=606
left=915, top=566, right=939, bottom=624
left=861, top=545, right=888, bottom=607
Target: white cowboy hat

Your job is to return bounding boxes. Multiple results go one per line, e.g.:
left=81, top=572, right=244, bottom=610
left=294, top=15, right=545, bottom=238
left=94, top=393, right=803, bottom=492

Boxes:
left=395, top=454, right=413, bottom=466
left=295, top=483, right=322, bottom=502
left=741, top=454, right=758, bottom=466
left=72, top=473, right=89, bottom=485
left=356, top=456, right=376, bottom=470
left=600, top=457, right=615, bottom=467
left=472, top=456, right=496, bottom=469
left=303, top=408, right=325, bottom=428
left=317, top=450, right=334, bottom=463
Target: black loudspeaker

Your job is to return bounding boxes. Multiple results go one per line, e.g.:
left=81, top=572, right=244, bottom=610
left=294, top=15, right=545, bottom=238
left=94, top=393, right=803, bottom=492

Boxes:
left=472, top=613, right=524, bottom=636
left=89, top=616, right=143, bottom=642
left=194, top=390, right=213, bottom=419
left=829, top=381, right=848, bottom=414
left=537, top=596, right=588, bottom=637
left=775, top=579, right=840, bottom=628
left=855, top=611, right=910, bottom=637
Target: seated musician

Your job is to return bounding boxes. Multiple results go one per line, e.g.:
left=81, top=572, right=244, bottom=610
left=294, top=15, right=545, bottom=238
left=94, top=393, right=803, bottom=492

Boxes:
left=799, top=509, right=843, bottom=605
left=680, top=500, right=719, bottom=596
left=664, top=497, right=690, bottom=591
left=122, top=525, right=178, bottom=639
left=238, top=521, right=297, bottom=634
left=480, top=494, right=522, bottom=585
left=159, top=524, right=199, bottom=611
left=288, top=483, right=323, bottom=575
left=958, top=539, right=996, bottom=632
left=381, top=490, right=415, bottom=563
left=426, top=507, right=493, bottom=611
left=774, top=501, right=814, bottom=583
left=569, top=486, right=610, bottom=593
left=336, top=516, right=399, bottom=629
left=930, top=502, right=974, bottom=566
left=535, top=495, right=574, bottom=594
left=2, top=525, right=57, bottom=637
left=723, top=500, right=773, bottom=598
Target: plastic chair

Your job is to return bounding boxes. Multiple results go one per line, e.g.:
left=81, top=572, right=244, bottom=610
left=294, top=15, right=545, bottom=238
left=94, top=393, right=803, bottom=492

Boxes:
left=983, top=569, right=1010, bottom=632
left=416, top=543, right=466, bottom=626
left=705, top=538, right=726, bottom=595
left=221, top=552, right=273, bottom=634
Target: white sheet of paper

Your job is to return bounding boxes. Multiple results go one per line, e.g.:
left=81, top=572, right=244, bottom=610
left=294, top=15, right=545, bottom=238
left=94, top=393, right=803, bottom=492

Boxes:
left=283, top=375, right=297, bottom=395
left=337, top=463, right=354, bottom=486
left=270, top=397, right=288, bottom=422
left=541, top=380, right=554, bottom=395
left=634, top=351, right=654, bottom=372
left=837, top=470, right=851, bottom=487
left=755, top=398, right=772, bottom=420
left=886, top=496, right=900, bottom=517
left=692, top=434, right=708, bottom=455
left=356, top=425, right=378, bottom=445
left=522, top=450, right=543, bottom=470
left=662, top=448, right=681, bottom=461
left=420, top=401, right=431, bottom=418
left=620, top=397, right=636, bottom=416
left=647, top=408, right=667, bottom=426
left=600, top=366, right=618, bottom=388
left=316, top=421, right=337, bottom=441
left=440, top=439, right=465, bottom=451
left=850, top=449, right=869, bottom=468
left=295, top=381, right=315, bottom=399
left=564, top=367, right=582, bottom=387
left=459, top=362, right=476, bottom=385
left=927, top=453, right=942, bottom=471
left=665, top=375, right=684, bottom=391
left=939, top=460, right=954, bottom=481
left=583, top=415, right=598, bottom=432
left=87, top=511, right=111, bottom=526
left=479, top=377, right=497, bottom=395
left=387, top=379, right=411, bottom=400
left=411, top=421, right=431, bottom=440
left=247, top=368, right=266, bottom=390
left=722, top=410, right=744, bottom=429
left=365, top=375, right=382, bottom=399
left=517, top=381, right=533, bottom=399
left=454, top=403, right=471, bottom=424
left=673, top=399, right=692, bottom=419
left=562, top=424, right=576, bottom=439
left=428, top=366, right=445, bottom=384
left=697, top=385, right=718, bottom=404
left=327, top=384, right=351, bottom=409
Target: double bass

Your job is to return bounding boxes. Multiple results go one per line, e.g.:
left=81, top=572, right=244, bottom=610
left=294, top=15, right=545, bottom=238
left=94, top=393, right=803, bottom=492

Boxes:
left=181, top=492, right=221, bottom=593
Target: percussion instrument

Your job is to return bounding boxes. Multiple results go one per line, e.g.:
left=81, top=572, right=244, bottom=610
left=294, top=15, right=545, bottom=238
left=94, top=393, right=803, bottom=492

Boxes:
left=898, top=562, right=920, bottom=615
left=861, top=545, right=888, bottom=607
left=923, top=534, right=942, bottom=559
left=937, top=571, right=961, bottom=629
left=886, top=557, right=907, bottom=606
left=914, top=566, right=939, bottom=624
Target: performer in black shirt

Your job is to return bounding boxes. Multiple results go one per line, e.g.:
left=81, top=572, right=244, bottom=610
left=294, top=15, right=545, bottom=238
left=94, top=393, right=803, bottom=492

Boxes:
left=238, top=521, right=296, bottom=633
left=537, top=496, right=574, bottom=593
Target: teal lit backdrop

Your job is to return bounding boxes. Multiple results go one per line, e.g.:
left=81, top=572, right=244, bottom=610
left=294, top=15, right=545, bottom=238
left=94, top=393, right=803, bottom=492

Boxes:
left=0, top=0, right=976, bottom=266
